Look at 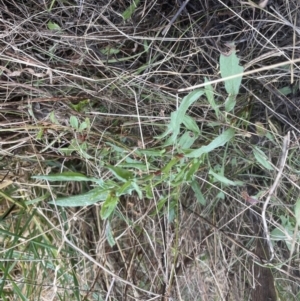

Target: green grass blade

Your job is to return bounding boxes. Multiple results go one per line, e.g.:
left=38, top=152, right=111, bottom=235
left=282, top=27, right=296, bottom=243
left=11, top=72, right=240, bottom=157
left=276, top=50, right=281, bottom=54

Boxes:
left=122, top=0, right=140, bottom=21
left=49, top=187, right=109, bottom=207
left=185, top=128, right=235, bottom=158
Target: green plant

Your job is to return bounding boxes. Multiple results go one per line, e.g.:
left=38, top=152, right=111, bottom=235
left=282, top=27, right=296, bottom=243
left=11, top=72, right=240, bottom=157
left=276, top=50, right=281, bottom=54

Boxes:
left=271, top=198, right=300, bottom=251
left=59, top=116, right=91, bottom=158
left=3, top=1, right=300, bottom=299
left=32, top=49, right=248, bottom=246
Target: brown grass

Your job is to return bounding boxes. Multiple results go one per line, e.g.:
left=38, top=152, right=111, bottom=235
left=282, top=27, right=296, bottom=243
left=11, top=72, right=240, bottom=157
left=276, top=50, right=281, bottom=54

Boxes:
left=0, top=0, right=300, bottom=300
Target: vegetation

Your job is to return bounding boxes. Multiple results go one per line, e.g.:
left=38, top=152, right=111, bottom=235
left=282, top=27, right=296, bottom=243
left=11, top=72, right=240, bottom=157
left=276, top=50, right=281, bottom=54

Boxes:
left=0, top=0, right=300, bottom=300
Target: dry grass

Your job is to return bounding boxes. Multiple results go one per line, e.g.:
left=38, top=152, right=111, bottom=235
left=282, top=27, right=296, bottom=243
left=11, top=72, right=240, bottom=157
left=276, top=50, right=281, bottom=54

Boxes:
left=0, top=0, right=300, bottom=300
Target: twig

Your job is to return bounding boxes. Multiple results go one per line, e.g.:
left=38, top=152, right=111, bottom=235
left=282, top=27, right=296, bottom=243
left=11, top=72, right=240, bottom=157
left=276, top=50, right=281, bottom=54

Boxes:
left=262, top=132, right=290, bottom=262
left=77, top=0, right=84, bottom=17
left=161, top=0, right=190, bottom=35
left=181, top=205, right=261, bottom=261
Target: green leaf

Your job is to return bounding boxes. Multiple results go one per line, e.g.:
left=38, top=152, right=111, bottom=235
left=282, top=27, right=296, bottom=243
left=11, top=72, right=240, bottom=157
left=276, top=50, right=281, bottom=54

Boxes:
left=270, top=216, right=295, bottom=251
left=185, top=128, right=235, bottom=158
left=47, top=21, right=61, bottom=31
left=49, top=111, right=59, bottom=124
left=32, top=172, right=101, bottom=183
left=105, top=222, right=116, bottom=247
left=36, top=128, right=44, bottom=139
left=117, top=181, right=134, bottom=196
left=204, top=78, right=219, bottom=118
left=145, top=186, right=153, bottom=198
left=161, top=157, right=181, bottom=174
left=217, top=191, right=225, bottom=200
left=169, top=89, right=204, bottom=142
left=70, top=99, right=90, bottom=112
left=177, top=90, right=205, bottom=119
left=25, top=193, right=50, bottom=205
left=70, top=116, right=79, bottom=129
left=224, top=95, right=236, bottom=113
left=185, top=159, right=201, bottom=181
left=131, top=181, right=143, bottom=199
left=119, top=163, right=149, bottom=171
left=49, top=187, right=109, bottom=207
left=79, top=122, right=88, bottom=132
left=137, top=149, right=165, bottom=156
left=271, top=227, right=287, bottom=241
left=173, top=168, right=186, bottom=185
left=178, top=131, right=197, bottom=149
left=295, top=198, right=300, bottom=225
left=106, top=142, right=127, bottom=154
left=253, top=147, right=273, bottom=170
left=279, top=86, right=292, bottom=96
left=107, top=165, right=134, bottom=182
left=143, top=40, right=150, bottom=52
left=157, top=89, right=204, bottom=143
left=220, top=48, right=244, bottom=96
left=84, top=117, right=90, bottom=128
left=191, top=180, right=206, bottom=205
left=155, top=197, right=167, bottom=214
left=101, top=195, right=119, bottom=220
left=168, top=200, right=177, bottom=222
left=122, top=0, right=140, bottom=21
left=270, top=223, right=294, bottom=251
left=100, top=46, right=120, bottom=55
left=182, top=115, right=200, bottom=134
left=68, top=140, right=94, bottom=160
left=255, top=122, right=267, bottom=137
left=208, top=169, right=241, bottom=186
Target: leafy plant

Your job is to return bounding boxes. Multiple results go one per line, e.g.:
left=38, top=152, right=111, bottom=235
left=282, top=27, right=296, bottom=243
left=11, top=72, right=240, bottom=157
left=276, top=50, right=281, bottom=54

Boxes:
left=219, top=45, right=244, bottom=112
left=32, top=48, right=255, bottom=254
left=33, top=49, right=246, bottom=218
left=271, top=198, right=300, bottom=251
left=59, top=116, right=91, bottom=157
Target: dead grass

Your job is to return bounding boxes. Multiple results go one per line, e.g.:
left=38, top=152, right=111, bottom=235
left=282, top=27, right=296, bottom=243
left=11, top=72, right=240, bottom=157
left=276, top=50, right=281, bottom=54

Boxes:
left=0, top=0, right=300, bottom=300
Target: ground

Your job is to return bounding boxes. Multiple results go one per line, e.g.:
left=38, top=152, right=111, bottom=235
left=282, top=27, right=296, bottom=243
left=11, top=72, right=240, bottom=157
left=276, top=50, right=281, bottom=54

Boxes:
left=0, top=1, right=300, bottom=300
